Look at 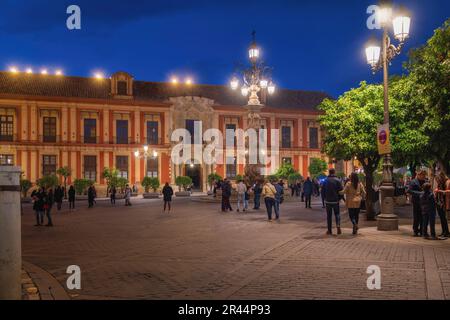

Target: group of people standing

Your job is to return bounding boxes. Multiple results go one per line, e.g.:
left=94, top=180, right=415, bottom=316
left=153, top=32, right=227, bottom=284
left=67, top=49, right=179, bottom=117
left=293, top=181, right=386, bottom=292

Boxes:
left=407, top=170, right=450, bottom=239
left=31, top=185, right=72, bottom=227
left=216, top=178, right=285, bottom=221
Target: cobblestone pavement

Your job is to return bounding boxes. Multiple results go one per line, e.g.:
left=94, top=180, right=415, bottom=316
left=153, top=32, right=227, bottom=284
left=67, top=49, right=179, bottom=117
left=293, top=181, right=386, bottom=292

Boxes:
left=21, top=196, right=450, bottom=300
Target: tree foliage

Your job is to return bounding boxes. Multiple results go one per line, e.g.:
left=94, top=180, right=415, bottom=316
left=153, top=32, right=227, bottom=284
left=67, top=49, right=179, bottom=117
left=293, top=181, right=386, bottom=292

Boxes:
left=37, top=175, right=59, bottom=189
left=308, top=158, right=328, bottom=178
left=275, top=163, right=297, bottom=180
left=406, top=19, right=450, bottom=173
left=142, top=176, right=160, bottom=193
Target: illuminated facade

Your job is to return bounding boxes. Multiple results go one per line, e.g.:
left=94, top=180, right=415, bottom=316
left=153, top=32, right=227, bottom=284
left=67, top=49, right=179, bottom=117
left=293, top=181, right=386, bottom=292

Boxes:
left=0, top=71, right=351, bottom=193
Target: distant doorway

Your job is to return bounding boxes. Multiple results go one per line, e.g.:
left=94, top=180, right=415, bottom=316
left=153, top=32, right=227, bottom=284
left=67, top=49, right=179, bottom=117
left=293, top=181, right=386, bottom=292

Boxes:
left=185, top=164, right=202, bottom=191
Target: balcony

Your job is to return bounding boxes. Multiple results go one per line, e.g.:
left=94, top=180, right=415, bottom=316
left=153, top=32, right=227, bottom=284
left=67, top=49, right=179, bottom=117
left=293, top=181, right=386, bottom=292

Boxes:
left=113, top=137, right=135, bottom=145
left=81, top=136, right=99, bottom=144
left=40, top=135, right=61, bottom=143
left=0, top=134, right=15, bottom=142
left=145, top=137, right=162, bottom=145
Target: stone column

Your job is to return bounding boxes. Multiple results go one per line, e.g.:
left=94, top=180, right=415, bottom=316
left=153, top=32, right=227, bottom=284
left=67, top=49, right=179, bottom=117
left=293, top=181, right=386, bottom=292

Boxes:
left=0, top=166, right=22, bottom=300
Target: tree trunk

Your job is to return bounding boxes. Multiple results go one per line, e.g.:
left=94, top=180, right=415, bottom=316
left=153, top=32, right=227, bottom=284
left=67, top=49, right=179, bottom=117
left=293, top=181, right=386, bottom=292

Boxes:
left=364, top=167, right=376, bottom=221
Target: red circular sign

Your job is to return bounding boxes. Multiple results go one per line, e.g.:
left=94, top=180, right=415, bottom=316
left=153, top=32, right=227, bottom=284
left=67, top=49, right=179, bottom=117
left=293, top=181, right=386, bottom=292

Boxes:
left=378, top=130, right=387, bottom=145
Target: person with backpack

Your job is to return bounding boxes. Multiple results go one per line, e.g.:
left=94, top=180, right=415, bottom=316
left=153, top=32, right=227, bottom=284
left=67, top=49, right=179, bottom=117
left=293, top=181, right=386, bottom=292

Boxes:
left=221, top=179, right=233, bottom=212
left=322, top=168, right=344, bottom=235
left=341, top=173, right=366, bottom=235
left=32, top=188, right=44, bottom=226
left=273, top=180, right=284, bottom=220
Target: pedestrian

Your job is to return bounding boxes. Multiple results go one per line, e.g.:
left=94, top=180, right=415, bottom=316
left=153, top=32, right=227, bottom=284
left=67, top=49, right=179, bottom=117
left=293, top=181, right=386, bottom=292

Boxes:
left=110, top=186, right=117, bottom=205
left=303, top=177, right=313, bottom=208
left=408, top=170, right=427, bottom=237
left=221, top=179, right=233, bottom=212
left=296, top=181, right=301, bottom=197
left=300, top=179, right=305, bottom=202
left=213, top=179, right=218, bottom=198
left=68, top=185, right=76, bottom=210
left=320, top=180, right=326, bottom=208
left=435, top=172, right=450, bottom=237
left=341, top=173, right=366, bottom=235
left=244, top=184, right=250, bottom=212
left=322, top=168, right=344, bottom=235
left=88, top=184, right=95, bottom=208
left=236, top=179, right=247, bottom=212
left=252, top=181, right=262, bottom=210
left=125, top=184, right=132, bottom=206
left=273, top=180, right=284, bottom=220
left=55, top=185, right=63, bottom=211
left=262, top=178, right=277, bottom=222
left=44, top=187, right=54, bottom=227
left=162, top=182, right=174, bottom=213
left=32, top=188, right=44, bottom=226
left=93, top=185, right=97, bottom=205
left=421, top=183, right=437, bottom=240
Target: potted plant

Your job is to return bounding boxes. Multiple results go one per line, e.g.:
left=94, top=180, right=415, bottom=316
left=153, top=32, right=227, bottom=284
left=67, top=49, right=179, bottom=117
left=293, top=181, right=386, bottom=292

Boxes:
left=142, top=177, right=161, bottom=199
left=116, top=177, right=128, bottom=199
left=73, top=178, right=92, bottom=200
left=56, top=166, right=71, bottom=199
left=207, top=173, right=222, bottom=195
left=20, top=178, right=32, bottom=203
left=175, top=176, right=192, bottom=197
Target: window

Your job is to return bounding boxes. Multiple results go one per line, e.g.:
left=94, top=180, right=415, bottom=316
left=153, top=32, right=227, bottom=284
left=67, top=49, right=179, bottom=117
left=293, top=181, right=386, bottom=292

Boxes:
left=282, top=157, right=292, bottom=165
left=84, top=156, right=97, bottom=181
left=116, top=120, right=128, bottom=144
left=42, top=155, right=57, bottom=176
left=146, top=157, right=158, bottom=177
left=309, top=127, right=319, bottom=149
left=0, top=115, right=14, bottom=141
left=226, top=157, right=237, bottom=179
left=117, top=81, right=128, bottom=95
left=43, top=117, right=57, bottom=142
left=147, top=121, right=159, bottom=145
left=185, top=119, right=198, bottom=144
left=225, top=124, right=237, bottom=147
left=0, top=154, right=13, bottom=166
left=84, top=119, right=97, bottom=143
left=281, top=126, right=291, bottom=148
left=116, top=156, right=128, bottom=179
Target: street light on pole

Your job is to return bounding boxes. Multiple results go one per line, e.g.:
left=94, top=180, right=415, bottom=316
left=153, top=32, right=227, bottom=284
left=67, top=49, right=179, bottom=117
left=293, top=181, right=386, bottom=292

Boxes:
left=134, top=145, right=158, bottom=177
left=365, top=0, right=411, bottom=231
left=229, top=31, right=276, bottom=182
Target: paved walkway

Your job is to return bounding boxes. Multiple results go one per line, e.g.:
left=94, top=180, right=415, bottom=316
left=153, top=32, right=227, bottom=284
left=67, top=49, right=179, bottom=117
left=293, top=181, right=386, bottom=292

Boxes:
left=20, top=197, right=450, bottom=300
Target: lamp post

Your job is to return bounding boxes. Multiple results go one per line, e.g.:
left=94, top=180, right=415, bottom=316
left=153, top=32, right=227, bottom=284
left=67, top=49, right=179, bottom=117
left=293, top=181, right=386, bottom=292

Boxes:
left=365, top=0, right=411, bottom=231
left=134, top=145, right=158, bottom=178
left=229, top=31, right=276, bottom=181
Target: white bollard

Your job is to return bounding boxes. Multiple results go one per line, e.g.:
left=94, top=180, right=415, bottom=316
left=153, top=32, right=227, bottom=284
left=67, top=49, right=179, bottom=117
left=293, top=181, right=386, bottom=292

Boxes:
left=0, top=166, right=22, bottom=300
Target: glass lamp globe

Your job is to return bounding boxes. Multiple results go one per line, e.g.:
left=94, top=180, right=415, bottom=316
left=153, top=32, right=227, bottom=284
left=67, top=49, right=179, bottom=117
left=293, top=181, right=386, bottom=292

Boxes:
left=241, top=86, right=249, bottom=97
left=393, top=9, right=411, bottom=42
left=268, top=82, right=276, bottom=95
left=230, top=77, right=239, bottom=90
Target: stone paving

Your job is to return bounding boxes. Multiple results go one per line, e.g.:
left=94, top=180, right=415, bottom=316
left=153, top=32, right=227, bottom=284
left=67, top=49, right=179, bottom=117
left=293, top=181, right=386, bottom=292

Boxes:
left=20, top=196, right=450, bottom=300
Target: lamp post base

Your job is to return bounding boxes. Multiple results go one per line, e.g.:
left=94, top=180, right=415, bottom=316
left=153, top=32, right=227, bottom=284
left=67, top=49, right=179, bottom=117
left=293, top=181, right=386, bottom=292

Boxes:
left=377, top=183, right=399, bottom=231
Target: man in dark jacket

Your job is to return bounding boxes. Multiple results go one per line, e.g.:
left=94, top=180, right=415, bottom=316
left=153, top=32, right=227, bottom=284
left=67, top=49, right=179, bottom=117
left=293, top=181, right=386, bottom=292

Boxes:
left=322, top=169, right=343, bottom=235
left=420, top=183, right=437, bottom=239
left=253, top=181, right=262, bottom=209
left=55, top=185, right=64, bottom=211
left=162, top=182, right=174, bottom=213
left=221, top=179, right=233, bottom=212
left=408, top=170, right=427, bottom=237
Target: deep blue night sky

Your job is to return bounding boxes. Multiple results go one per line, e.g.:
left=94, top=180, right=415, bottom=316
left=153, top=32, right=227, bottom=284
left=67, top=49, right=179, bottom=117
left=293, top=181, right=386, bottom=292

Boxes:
left=1, top=0, right=448, bottom=97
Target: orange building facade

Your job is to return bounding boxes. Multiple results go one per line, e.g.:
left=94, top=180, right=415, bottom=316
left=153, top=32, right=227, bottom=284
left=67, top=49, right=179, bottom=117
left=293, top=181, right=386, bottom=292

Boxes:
left=0, top=71, right=352, bottom=193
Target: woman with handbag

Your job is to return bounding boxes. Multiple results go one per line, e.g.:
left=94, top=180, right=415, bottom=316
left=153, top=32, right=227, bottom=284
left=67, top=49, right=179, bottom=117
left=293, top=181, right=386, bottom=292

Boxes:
left=341, top=173, right=366, bottom=235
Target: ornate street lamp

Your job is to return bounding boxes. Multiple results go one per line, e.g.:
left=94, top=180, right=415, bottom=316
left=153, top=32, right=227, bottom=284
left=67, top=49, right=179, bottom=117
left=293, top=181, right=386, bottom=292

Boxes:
left=365, top=0, right=411, bottom=231
left=134, top=145, right=158, bottom=177
left=229, top=31, right=276, bottom=182
left=230, top=31, right=276, bottom=113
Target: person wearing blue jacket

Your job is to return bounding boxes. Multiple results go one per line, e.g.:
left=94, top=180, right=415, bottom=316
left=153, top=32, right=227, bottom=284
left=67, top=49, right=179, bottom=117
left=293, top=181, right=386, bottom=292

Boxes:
left=303, top=177, right=313, bottom=209
left=322, top=169, right=344, bottom=235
